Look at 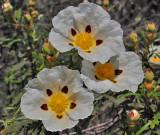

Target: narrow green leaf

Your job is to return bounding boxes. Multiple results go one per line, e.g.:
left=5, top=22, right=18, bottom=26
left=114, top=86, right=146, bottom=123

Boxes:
left=124, top=41, right=132, bottom=47
left=2, top=39, right=23, bottom=48
left=32, top=52, right=44, bottom=63
left=119, top=93, right=141, bottom=98
left=137, top=28, right=148, bottom=43
left=5, top=107, right=15, bottom=110
left=135, top=120, right=152, bottom=135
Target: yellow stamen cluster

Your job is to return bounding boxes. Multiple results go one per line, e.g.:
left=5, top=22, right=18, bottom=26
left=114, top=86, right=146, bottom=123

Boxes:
left=95, top=62, right=115, bottom=81
left=74, top=33, right=95, bottom=52
left=49, top=93, right=69, bottom=114
left=151, top=56, right=160, bottom=62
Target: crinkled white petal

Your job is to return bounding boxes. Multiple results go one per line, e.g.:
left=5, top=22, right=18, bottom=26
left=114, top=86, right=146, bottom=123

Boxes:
left=66, top=88, right=94, bottom=120
left=21, top=89, right=52, bottom=120
left=81, top=52, right=144, bottom=93
left=49, top=2, right=125, bottom=63
left=42, top=114, right=78, bottom=132
left=49, top=29, right=74, bottom=52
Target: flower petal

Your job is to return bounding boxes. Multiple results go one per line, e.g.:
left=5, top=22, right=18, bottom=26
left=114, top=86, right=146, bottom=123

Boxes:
left=111, top=52, right=144, bottom=92
left=66, top=88, right=94, bottom=120
left=21, top=89, right=52, bottom=120
left=42, top=114, right=78, bottom=132
left=49, top=29, right=74, bottom=52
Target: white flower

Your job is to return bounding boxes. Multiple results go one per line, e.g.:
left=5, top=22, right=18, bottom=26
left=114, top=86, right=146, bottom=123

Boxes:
left=149, top=45, right=160, bottom=69
left=81, top=52, right=144, bottom=93
left=49, top=2, right=125, bottom=63
left=21, top=66, right=94, bottom=132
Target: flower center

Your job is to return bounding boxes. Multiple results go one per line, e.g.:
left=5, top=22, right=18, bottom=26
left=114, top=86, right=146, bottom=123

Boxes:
left=74, top=33, right=95, bottom=52
left=151, top=56, right=160, bottom=62
left=49, top=93, right=69, bottom=114
left=95, top=62, right=115, bottom=81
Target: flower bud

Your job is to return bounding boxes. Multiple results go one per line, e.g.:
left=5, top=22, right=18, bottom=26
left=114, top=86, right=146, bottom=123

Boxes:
left=24, top=12, right=32, bottom=23
left=144, top=80, right=155, bottom=92
left=104, top=0, right=109, bottom=6
left=28, top=0, right=36, bottom=7
left=146, top=22, right=157, bottom=32
left=144, top=68, right=154, bottom=83
left=147, top=33, right=156, bottom=41
left=82, top=0, right=88, bottom=3
left=2, top=2, right=13, bottom=13
left=24, top=24, right=33, bottom=32
left=42, top=39, right=54, bottom=56
left=31, top=10, right=39, bottom=19
left=129, top=32, right=138, bottom=44
left=127, top=109, right=140, bottom=121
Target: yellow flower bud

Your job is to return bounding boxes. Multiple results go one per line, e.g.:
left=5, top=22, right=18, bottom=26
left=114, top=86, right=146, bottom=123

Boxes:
left=127, top=109, right=140, bottom=121
left=146, top=22, right=157, bottom=32
left=144, top=80, right=155, bottom=92
left=24, top=12, right=32, bottom=23
left=144, top=68, right=154, bottom=83
left=104, top=0, right=109, bottom=6
left=42, top=39, right=54, bottom=56
left=82, top=0, right=88, bottom=3
left=31, top=10, right=39, bottom=19
left=28, top=0, right=36, bottom=7
left=129, top=32, right=138, bottom=44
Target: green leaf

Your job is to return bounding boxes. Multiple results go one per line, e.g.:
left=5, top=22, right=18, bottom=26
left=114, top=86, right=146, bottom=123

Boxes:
left=108, top=4, right=116, bottom=11
left=2, top=39, right=23, bottom=48
left=151, top=112, right=160, bottom=129
left=124, top=41, right=132, bottom=47
left=3, top=119, right=33, bottom=135
left=135, top=120, right=152, bottom=135
left=137, top=28, right=148, bottom=43
left=14, top=9, right=22, bottom=20
left=7, top=61, right=27, bottom=72
left=32, top=52, right=44, bottom=63
left=119, top=93, right=141, bottom=98
left=5, top=107, right=15, bottom=110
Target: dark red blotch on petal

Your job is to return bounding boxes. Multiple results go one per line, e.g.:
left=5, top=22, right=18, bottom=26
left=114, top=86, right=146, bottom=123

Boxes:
left=41, top=104, right=48, bottom=111
left=86, top=51, right=91, bottom=53
left=71, top=28, right=77, bottom=36
left=61, top=86, right=68, bottom=94
left=69, top=43, right=73, bottom=46
left=85, top=25, right=91, bottom=33
left=57, top=114, right=63, bottom=119
left=115, top=69, right=123, bottom=75
left=95, top=75, right=99, bottom=80
left=96, top=39, right=103, bottom=46
left=93, top=62, right=97, bottom=66
left=46, top=89, right=52, bottom=96
left=70, top=102, right=77, bottom=109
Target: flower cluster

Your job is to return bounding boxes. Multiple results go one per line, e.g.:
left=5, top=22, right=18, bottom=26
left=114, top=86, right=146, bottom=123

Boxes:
left=21, top=2, right=144, bottom=132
